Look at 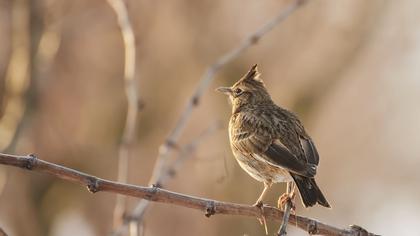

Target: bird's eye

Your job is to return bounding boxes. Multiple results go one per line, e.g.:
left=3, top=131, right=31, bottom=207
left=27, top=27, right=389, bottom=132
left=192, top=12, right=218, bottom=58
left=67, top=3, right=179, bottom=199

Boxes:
left=234, top=88, right=243, bottom=96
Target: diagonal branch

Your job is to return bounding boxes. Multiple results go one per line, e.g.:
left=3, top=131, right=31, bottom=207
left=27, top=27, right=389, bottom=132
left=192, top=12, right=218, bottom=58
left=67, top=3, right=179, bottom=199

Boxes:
left=106, top=0, right=139, bottom=228
left=139, top=123, right=220, bottom=212
left=0, top=153, right=378, bottom=236
left=156, top=121, right=222, bottom=190
left=0, top=227, right=7, bottom=236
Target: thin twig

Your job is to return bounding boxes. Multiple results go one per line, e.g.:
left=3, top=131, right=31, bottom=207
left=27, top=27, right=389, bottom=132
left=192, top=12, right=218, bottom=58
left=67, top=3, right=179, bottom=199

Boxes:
left=278, top=183, right=294, bottom=235
left=157, top=121, right=222, bottom=187
left=0, top=227, right=7, bottom=236
left=106, top=0, right=139, bottom=228
left=112, top=122, right=222, bottom=236
left=278, top=202, right=292, bottom=235
left=0, top=153, right=378, bottom=236
left=127, top=0, right=308, bottom=232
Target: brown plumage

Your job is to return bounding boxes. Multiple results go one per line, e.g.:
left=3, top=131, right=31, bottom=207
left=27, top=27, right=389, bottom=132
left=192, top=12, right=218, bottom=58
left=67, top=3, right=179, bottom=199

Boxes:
left=216, top=64, right=330, bottom=208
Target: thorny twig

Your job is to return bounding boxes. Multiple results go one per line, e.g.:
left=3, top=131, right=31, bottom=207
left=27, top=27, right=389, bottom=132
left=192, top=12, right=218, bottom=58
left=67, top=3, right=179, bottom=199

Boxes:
left=0, top=153, right=379, bottom=236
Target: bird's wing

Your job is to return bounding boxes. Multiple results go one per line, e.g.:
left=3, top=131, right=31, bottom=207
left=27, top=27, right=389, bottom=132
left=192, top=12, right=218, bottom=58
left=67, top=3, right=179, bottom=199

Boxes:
left=263, top=140, right=316, bottom=177
left=270, top=108, right=319, bottom=173
left=285, top=110, right=320, bottom=165
left=299, top=136, right=319, bottom=165
left=231, top=128, right=271, bottom=154
left=231, top=114, right=315, bottom=177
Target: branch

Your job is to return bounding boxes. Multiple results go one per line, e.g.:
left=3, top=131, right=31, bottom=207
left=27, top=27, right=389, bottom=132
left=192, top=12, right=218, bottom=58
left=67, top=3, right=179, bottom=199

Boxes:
left=111, top=122, right=222, bottom=235
left=157, top=121, right=222, bottom=188
left=0, top=227, right=7, bottom=236
left=106, top=0, right=139, bottom=228
left=278, top=201, right=293, bottom=236
left=127, top=0, right=309, bottom=232
left=0, top=153, right=378, bottom=236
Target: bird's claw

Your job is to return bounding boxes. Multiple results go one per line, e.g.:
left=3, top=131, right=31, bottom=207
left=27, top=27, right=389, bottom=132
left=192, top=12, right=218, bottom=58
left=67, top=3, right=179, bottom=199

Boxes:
left=253, top=200, right=264, bottom=208
left=253, top=201, right=268, bottom=235
left=277, top=192, right=296, bottom=213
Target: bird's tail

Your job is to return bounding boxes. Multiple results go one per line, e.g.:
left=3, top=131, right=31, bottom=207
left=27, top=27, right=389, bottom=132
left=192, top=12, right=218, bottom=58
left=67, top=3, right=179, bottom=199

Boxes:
left=291, top=174, right=331, bottom=208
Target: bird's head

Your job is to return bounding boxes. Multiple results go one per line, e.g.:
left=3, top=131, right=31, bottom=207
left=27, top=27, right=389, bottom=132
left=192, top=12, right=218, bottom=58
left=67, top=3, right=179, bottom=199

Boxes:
left=216, top=64, right=272, bottom=111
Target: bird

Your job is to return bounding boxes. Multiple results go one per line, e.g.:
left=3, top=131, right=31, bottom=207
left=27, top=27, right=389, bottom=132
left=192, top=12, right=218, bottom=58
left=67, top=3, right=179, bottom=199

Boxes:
left=216, top=64, right=330, bottom=209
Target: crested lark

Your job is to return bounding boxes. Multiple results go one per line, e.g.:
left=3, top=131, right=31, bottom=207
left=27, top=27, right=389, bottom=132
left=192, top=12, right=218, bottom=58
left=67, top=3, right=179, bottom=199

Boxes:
left=217, top=64, right=330, bottom=209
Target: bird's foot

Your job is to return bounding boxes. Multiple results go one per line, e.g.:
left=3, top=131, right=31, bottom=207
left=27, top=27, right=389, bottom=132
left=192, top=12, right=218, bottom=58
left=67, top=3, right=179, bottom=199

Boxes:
left=253, top=201, right=268, bottom=235
left=277, top=192, right=296, bottom=213
left=253, top=200, right=264, bottom=208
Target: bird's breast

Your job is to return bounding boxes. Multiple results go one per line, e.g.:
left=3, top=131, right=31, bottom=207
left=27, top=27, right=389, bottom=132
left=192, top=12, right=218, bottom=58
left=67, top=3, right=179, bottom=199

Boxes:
left=232, top=149, right=292, bottom=183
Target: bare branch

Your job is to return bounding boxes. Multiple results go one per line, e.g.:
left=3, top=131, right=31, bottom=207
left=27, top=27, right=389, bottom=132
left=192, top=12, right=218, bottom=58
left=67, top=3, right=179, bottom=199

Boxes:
left=0, top=153, right=378, bottom=236
left=138, top=122, right=221, bottom=213
left=0, top=227, right=7, bottom=236
left=111, top=122, right=222, bottom=235
left=106, top=0, right=139, bottom=228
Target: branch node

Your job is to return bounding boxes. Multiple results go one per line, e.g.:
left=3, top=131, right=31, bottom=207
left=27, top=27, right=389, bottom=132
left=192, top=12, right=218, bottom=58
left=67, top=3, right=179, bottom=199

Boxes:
left=297, top=0, right=308, bottom=6
left=25, top=154, right=37, bottom=170
left=87, top=177, right=100, bottom=193
left=145, top=184, right=160, bottom=200
left=167, top=168, right=176, bottom=178
left=151, top=183, right=162, bottom=188
left=163, top=140, right=179, bottom=152
left=204, top=201, right=216, bottom=218
left=250, top=35, right=260, bottom=44
left=137, top=98, right=145, bottom=110
left=307, top=220, right=319, bottom=235
left=349, top=225, right=373, bottom=236
left=192, top=96, right=200, bottom=106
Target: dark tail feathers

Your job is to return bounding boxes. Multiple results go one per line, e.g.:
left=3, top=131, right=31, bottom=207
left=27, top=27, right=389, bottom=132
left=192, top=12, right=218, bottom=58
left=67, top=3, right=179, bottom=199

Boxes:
left=291, top=174, right=330, bottom=208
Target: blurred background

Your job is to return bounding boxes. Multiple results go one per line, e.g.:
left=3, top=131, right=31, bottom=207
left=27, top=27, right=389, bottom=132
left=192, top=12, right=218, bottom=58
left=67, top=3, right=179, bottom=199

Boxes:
left=1, top=0, right=419, bottom=235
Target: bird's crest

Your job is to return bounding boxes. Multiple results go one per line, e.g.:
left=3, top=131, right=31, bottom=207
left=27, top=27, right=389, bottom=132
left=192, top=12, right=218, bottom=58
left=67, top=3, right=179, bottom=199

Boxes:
left=240, top=64, right=264, bottom=83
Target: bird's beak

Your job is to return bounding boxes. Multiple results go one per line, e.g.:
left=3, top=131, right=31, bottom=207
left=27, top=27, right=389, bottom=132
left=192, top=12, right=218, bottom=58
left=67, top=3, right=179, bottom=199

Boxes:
left=216, top=87, right=232, bottom=95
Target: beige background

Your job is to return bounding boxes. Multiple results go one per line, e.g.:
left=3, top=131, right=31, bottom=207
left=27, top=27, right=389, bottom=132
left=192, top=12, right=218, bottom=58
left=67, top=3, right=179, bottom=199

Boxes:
left=0, top=0, right=419, bottom=235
